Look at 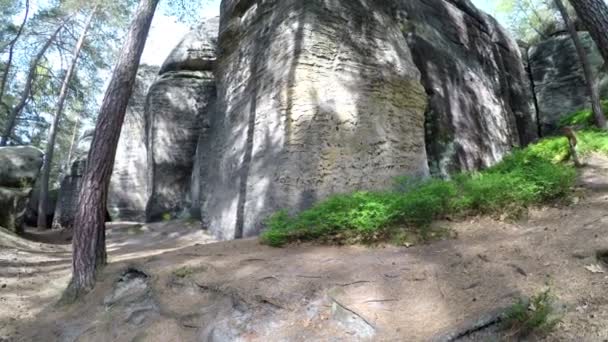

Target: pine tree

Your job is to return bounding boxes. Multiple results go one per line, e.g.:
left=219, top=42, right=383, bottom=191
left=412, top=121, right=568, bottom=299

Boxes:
left=66, top=0, right=159, bottom=299
left=569, top=0, right=608, bottom=64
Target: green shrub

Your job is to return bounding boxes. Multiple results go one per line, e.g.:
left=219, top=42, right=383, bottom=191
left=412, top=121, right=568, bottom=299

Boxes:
left=261, top=129, right=608, bottom=247
left=503, top=290, right=561, bottom=336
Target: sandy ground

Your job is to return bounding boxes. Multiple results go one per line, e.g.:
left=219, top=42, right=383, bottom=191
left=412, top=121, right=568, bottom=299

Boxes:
left=2, top=155, right=608, bottom=341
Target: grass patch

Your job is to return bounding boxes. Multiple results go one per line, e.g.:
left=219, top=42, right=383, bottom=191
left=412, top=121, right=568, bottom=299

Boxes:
left=503, top=290, right=561, bottom=337
left=261, top=129, right=608, bottom=247
left=172, top=266, right=195, bottom=279
left=559, top=100, right=608, bottom=129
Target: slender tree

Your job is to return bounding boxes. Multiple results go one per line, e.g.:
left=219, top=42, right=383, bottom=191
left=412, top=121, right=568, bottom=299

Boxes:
left=0, top=21, right=65, bottom=145
left=0, top=0, right=29, bottom=113
left=555, top=0, right=606, bottom=129
left=66, top=0, right=159, bottom=298
left=569, top=0, right=608, bottom=64
left=37, top=7, right=97, bottom=229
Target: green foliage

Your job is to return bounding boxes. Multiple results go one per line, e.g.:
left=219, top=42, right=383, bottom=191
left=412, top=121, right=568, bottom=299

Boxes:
left=261, top=130, right=597, bottom=247
left=162, top=213, right=172, bottom=222
left=503, top=290, right=561, bottom=336
left=559, top=100, right=608, bottom=129
left=172, top=266, right=194, bottom=278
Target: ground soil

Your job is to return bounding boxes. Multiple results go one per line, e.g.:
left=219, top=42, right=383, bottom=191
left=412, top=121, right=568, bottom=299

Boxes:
left=2, top=155, right=608, bottom=341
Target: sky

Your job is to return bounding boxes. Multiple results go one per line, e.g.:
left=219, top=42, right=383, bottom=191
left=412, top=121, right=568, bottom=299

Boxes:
left=141, top=0, right=502, bottom=66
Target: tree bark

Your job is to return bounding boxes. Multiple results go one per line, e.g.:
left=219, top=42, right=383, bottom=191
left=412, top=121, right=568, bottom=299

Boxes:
left=555, top=0, right=607, bottom=129
left=38, top=8, right=97, bottom=229
left=0, top=0, right=30, bottom=109
left=0, top=22, right=65, bottom=146
left=66, top=0, right=159, bottom=299
left=569, top=0, right=608, bottom=64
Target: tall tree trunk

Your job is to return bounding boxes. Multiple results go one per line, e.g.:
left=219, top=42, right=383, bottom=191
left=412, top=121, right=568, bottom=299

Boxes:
left=555, top=0, right=607, bottom=129
left=38, top=8, right=97, bottom=229
left=0, top=0, right=30, bottom=110
left=0, top=22, right=65, bottom=146
left=66, top=0, right=159, bottom=299
left=569, top=0, right=608, bottom=64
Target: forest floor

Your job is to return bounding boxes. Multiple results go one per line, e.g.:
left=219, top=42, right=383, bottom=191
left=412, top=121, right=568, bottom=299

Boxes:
left=2, top=155, right=608, bottom=341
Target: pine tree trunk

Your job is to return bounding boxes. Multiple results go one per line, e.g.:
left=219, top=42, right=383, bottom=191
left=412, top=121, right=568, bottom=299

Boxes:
left=555, top=0, right=607, bottom=129
left=38, top=8, right=97, bottom=229
left=0, top=22, right=65, bottom=146
left=0, top=0, right=29, bottom=109
left=569, top=0, right=608, bottom=64
left=66, top=0, right=159, bottom=299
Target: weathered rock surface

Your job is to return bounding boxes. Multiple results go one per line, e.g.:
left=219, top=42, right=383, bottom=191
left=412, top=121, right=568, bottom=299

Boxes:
left=196, top=0, right=534, bottom=240
left=109, top=65, right=159, bottom=222
left=0, top=146, right=43, bottom=233
left=145, top=19, right=218, bottom=222
left=398, top=0, right=538, bottom=176
left=529, top=32, right=608, bottom=134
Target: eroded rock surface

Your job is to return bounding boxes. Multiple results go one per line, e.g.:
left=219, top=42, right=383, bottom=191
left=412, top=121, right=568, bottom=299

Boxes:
left=201, top=0, right=429, bottom=240
left=0, top=146, right=43, bottom=233
left=529, top=32, right=608, bottom=134
left=145, top=18, right=218, bottom=222
left=196, top=0, right=535, bottom=239
left=109, top=65, right=159, bottom=222
left=398, top=0, right=538, bottom=176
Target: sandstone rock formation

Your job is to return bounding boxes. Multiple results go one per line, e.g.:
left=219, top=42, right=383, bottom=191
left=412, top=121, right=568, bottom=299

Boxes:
left=0, top=146, right=43, bottom=233
left=192, top=0, right=535, bottom=239
left=398, top=0, right=538, bottom=176
left=108, top=65, right=159, bottom=222
left=528, top=31, right=608, bottom=134
left=145, top=18, right=218, bottom=222
left=52, top=129, right=93, bottom=229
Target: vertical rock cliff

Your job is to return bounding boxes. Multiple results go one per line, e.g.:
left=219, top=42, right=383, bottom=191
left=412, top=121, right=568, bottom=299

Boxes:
left=108, top=65, right=159, bottom=222
left=202, top=0, right=430, bottom=239
left=396, top=0, right=538, bottom=176
left=145, top=18, right=219, bottom=222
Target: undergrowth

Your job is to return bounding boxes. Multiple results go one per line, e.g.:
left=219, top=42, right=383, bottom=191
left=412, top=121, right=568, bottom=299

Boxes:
left=261, top=129, right=608, bottom=247
left=503, top=290, right=561, bottom=337
left=559, top=100, right=608, bottom=129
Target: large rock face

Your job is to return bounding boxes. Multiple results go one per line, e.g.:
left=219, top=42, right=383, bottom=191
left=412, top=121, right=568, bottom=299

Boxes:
left=108, top=65, right=159, bottom=222
left=145, top=18, right=218, bottom=222
left=201, top=0, right=431, bottom=239
left=193, top=0, right=535, bottom=240
left=398, top=0, right=538, bottom=176
left=0, top=146, right=43, bottom=233
left=529, top=32, right=608, bottom=134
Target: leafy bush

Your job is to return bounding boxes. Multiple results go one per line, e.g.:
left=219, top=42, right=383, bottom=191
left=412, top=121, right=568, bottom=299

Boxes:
left=260, top=129, right=608, bottom=247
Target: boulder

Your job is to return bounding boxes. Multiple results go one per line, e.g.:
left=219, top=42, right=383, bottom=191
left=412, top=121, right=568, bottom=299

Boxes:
left=145, top=18, right=218, bottom=222
left=529, top=32, right=608, bottom=134
left=52, top=158, right=86, bottom=230
left=108, top=65, right=159, bottom=222
left=0, top=146, right=43, bottom=233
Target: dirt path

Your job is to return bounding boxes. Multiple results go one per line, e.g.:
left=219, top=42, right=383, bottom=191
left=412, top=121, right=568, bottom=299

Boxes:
left=2, top=155, right=608, bottom=341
